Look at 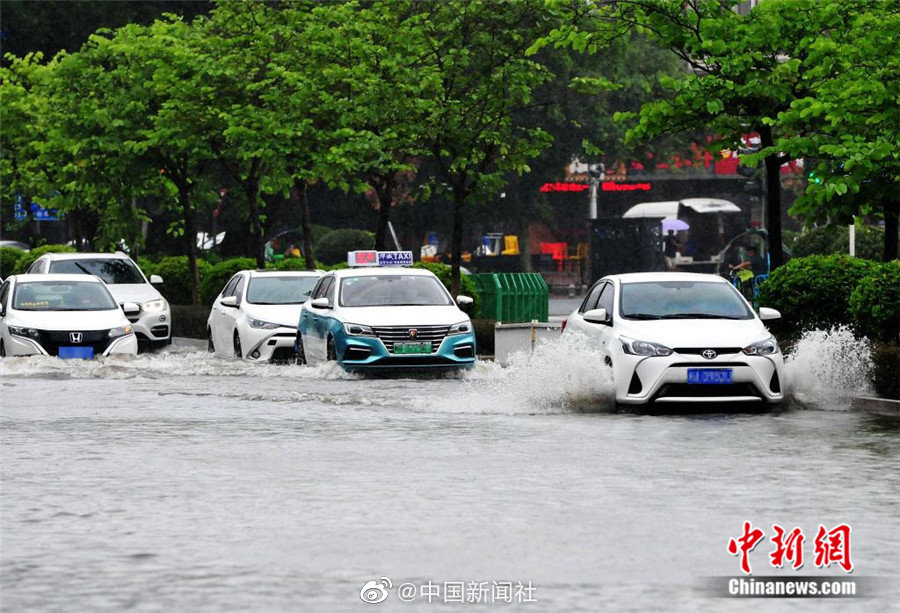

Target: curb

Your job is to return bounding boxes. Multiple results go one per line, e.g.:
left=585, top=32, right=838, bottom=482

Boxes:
left=851, top=395, right=900, bottom=417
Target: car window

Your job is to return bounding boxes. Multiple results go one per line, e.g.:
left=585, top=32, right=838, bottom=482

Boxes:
left=49, top=258, right=145, bottom=283
left=233, top=276, right=246, bottom=305
left=619, top=281, right=754, bottom=320
left=246, top=276, right=319, bottom=305
left=580, top=282, right=605, bottom=313
left=0, top=280, right=9, bottom=310
left=26, top=259, right=45, bottom=274
left=339, top=275, right=453, bottom=307
left=221, top=275, right=240, bottom=298
left=12, top=281, right=118, bottom=311
left=324, top=277, right=336, bottom=303
left=597, top=283, right=614, bottom=318
left=314, top=277, right=333, bottom=301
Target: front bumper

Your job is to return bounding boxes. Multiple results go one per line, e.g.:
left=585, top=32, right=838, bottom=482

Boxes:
left=336, top=331, right=477, bottom=370
left=242, top=327, right=298, bottom=362
left=129, top=309, right=171, bottom=345
left=613, top=350, right=784, bottom=405
left=6, top=333, right=138, bottom=357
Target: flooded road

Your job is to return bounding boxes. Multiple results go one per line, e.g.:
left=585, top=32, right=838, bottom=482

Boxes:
left=2, top=332, right=898, bottom=612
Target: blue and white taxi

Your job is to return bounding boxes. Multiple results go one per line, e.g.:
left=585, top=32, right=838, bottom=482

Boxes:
left=296, top=251, right=476, bottom=370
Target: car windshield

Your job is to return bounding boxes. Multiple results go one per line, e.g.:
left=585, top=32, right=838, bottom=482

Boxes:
left=620, top=281, right=754, bottom=320
left=246, top=276, right=319, bottom=305
left=340, top=275, right=453, bottom=307
left=12, top=281, right=118, bottom=311
left=49, top=258, right=145, bottom=284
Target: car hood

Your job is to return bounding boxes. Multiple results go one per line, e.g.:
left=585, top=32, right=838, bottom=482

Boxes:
left=8, top=309, right=130, bottom=331
left=243, top=303, right=305, bottom=328
left=335, top=305, right=469, bottom=327
left=612, top=318, right=772, bottom=349
left=104, top=283, right=163, bottom=304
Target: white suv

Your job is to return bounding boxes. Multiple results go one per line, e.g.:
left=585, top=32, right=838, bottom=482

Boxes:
left=26, top=252, right=171, bottom=349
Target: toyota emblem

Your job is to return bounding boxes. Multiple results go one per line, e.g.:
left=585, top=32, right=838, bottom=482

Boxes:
left=69, top=332, right=83, bottom=343
left=408, top=328, right=418, bottom=339
left=701, top=349, right=717, bottom=360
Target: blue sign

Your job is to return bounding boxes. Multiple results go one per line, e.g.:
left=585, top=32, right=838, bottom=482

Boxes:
left=14, top=195, right=63, bottom=221
left=377, top=251, right=414, bottom=266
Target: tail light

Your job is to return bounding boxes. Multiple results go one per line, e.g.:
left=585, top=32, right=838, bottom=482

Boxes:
left=561, top=318, right=567, bottom=332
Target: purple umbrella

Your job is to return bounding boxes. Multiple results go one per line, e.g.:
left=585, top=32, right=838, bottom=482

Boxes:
left=662, top=218, right=690, bottom=232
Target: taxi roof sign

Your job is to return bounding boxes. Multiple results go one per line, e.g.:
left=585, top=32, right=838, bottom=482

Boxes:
left=348, top=250, right=414, bottom=267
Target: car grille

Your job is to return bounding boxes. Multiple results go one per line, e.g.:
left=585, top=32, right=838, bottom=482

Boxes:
left=673, top=347, right=743, bottom=355
left=371, top=325, right=450, bottom=353
left=654, top=383, right=762, bottom=400
left=33, top=329, right=112, bottom=357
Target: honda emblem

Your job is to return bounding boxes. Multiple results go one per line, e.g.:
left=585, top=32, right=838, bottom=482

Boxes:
left=69, top=332, right=84, bottom=343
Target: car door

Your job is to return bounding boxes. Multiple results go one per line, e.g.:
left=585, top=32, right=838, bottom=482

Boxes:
left=221, top=275, right=246, bottom=351
left=567, top=281, right=605, bottom=336
left=299, top=276, right=327, bottom=364
left=591, top=281, right=616, bottom=354
left=0, top=279, right=11, bottom=351
left=210, top=274, right=239, bottom=354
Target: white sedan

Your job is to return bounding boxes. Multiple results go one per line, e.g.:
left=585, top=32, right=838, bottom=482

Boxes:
left=564, top=272, right=785, bottom=406
left=207, top=269, right=322, bottom=362
left=0, top=274, right=139, bottom=358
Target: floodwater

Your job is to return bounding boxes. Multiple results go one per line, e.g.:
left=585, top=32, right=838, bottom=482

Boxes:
left=1, top=330, right=898, bottom=612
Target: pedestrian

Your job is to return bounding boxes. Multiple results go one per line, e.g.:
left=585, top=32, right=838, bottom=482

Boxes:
left=664, top=229, right=679, bottom=270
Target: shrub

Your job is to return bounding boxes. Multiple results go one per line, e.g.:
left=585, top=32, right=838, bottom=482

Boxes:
left=412, top=261, right=481, bottom=316
left=849, top=260, right=900, bottom=342
left=12, top=244, right=76, bottom=274
left=757, top=255, right=877, bottom=336
left=153, top=256, right=212, bottom=305
left=171, top=304, right=211, bottom=340
left=266, top=257, right=329, bottom=271
left=472, top=319, right=495, bottom=355
left=315, top=228, right=374, bottom=265
left=792, top=224, right=884, bottom=261
left=136, top=256, right=158, bottom=278
left=870, top=343, right=900, bottom=400
left=200, top=257, right=256, bottom=305
left=0, top=247, right=24, bottom=277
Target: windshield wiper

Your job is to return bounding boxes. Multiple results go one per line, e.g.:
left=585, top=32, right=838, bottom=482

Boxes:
left=623, top=313, right=662, bottom=320
left=660, top=313, right=742, bottom=319
left=73, top=262, right=95, bottom=277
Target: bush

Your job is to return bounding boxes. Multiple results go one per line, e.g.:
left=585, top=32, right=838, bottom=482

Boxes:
left=792, top=224, right=884, bottom=261
left=757, top=255, right=877, bottom=336
left=849, top=260, right=900, bottom=342
left=870, top=343, right=900, bottom=400
left=0, top=247, right=24, bottom=277
left=266, top=257, right=328, bottom=271
left=200, top=257, right=257, bottom=305
left=472, top=319, right=495, bottom=356
left=12, top=244, right=76, bottom=274
left=315, top=228, right=374, bottom=265
left=136, top=256, right=157, bottom=278
left=170, top=304, right=211, bottom=340
left=412, top=261, right=481, bottom=316
left=153, top=256, right=212, bottom=305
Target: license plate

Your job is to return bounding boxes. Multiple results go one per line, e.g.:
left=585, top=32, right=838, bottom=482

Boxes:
left=687, top=368, right=732, bottom=384
left=59, top=346, right=94, bottom=359
left=393, top=341, right=431, bottom=355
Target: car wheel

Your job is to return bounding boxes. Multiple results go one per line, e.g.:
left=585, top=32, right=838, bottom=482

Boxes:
left=0, top=340, right=5, bottom=357
left=295, top=332, right=306, bottom=365
left=207, top=328, right=215, bottom=353
left=233, top=331, right=243, bottom=359
left=326, top=336, right=336, bottom=362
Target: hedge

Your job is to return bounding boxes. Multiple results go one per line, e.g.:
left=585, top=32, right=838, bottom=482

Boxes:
left=757, top=254, right=877, bottom=336
left=200, top=258, right=257, bottom=305
left=849, top=260, right=900, bottom=343
left=315, top=228, right=374, bottom=265
left=791, top=224, right=884, bottom=261
left=171, top=304, right=211, bottom=340
left=412, top=261, right=481, bottom=316
left=0, top=247, right=23, bottom=277
left=153, top=256, right=212, bottom=305
left=12, top=244, right=76, bottom=274
left=870, top=343, right=900, bottom=400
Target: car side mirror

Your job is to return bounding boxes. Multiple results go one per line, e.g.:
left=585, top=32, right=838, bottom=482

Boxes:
left=758, top=307, right=781, bottom=320
left=583, top=308, right=609, bottom=324
left=122, top=302, right=141, bottom=316
left=310, top=297, right=331, bottom=309
left=150, top=274, right=164, bottom=284
left=456, top=295, right=474, bottom=306
left=221, top=295, right=238, bottom=308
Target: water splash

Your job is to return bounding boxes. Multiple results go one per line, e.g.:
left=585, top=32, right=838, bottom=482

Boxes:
left=784, top=326, right=873, bottom=409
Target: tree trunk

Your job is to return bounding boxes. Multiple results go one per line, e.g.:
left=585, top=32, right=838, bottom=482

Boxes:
left=293, top=180, right=316, bottom=270
left=373, top=175, right=395, bottom=250
left=758, top=126, right=784, bottom=269
left=884, top=199, right=899, bottom=262
left=450, top=189, right=467, bottom=298
left=245, top=181, right=265, bottom=269
left=178, top=184, right=201, bottom=305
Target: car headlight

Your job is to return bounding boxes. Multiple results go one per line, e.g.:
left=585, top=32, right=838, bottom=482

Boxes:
left=108, top=325, right=133, bottom=338
left=743, top=336, right=778, bottom=356
left=620, top=335, right=673, bottom=357
left=344, top=323, right=375, bottom=336
left=9, top=326, right=41, bottom=340
left=448, top=321, right=472, bottom=335
left=248, top=317, right=281, bottom=330
left=142, top=299, right=168, bottom=313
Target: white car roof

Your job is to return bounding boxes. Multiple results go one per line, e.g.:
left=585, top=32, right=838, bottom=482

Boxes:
left=329, top=267, right=437, bottom=279
left=41, top=251, right=132, bottom=260
left=607, top=272, right=731, bottom=284
left=623, top=199, right=741, bottom=219
left=246, top=269, right=323, bottom=278
left=12, top=273, right=106, bottom=284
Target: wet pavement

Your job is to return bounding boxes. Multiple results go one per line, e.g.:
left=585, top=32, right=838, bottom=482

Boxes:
left=1, top=330, right=898, bottom=612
